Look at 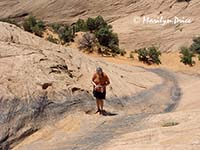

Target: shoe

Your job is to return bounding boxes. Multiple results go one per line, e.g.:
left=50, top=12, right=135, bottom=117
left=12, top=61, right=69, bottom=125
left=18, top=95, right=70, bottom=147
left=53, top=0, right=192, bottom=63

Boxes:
left=100, top=110, right=107, bottom=116
left=95, top=109, right=100, bottom=114
left=99, top=110, right=103, bottom=115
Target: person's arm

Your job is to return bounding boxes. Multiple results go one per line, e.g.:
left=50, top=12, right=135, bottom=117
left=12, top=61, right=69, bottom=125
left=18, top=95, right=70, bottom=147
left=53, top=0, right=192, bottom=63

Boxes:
left=92, top=74, right=97, bottom=87
left=104, top=74, right=110, bottom=86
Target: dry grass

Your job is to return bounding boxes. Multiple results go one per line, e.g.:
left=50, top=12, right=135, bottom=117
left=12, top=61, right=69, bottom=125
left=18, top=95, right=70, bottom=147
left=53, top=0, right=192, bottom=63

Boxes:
left=162, top=121, right=179, bottom=127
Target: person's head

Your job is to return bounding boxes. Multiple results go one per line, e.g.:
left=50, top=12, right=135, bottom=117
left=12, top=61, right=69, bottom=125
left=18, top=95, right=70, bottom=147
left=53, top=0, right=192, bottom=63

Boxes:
left=96, top=67, right=103, bottom=75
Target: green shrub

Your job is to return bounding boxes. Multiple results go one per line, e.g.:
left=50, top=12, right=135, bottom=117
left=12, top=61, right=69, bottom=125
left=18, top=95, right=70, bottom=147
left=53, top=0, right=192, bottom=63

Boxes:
left=137, top=48, right=149, bottom=63
left=64, top=29, right=74, bottom=42
left=120, top=49, right=126, bottom=56
left=23, top=16, right=37, bottom=32
left=37, top=20, right=45, bottom=29
left=57, top=26, right=74, bottom=44
left=148, top=46, right=161, bottom=64
left=50, top=23, right=75, bottom=44
left=86, top=17, right=96, bottom=31
left=32, top=25, right=42, bottom=36
left=190, top=37, right=200, bottom=54
left=70, top=19, right=87, bottom=33
left=77, top=19, right=88, bottom=31
left=83, top=16, right=120, bottom=56
left=72, top=16, right=108, bottom=33
left=109, top=33, right=119, bottom=47
left=96, top=27, right=111, bottom=47
left=137, top=46, right=161, bottom=64
left=107, top=44, right=120, bottom=54
left=21, top=15, right=121, bottom=53
left=23, top=16, right=45, bottom=37
left=32, top=22, right=45, bottom=37
left=162, top=121, right=179, bottom=127
left=51, top=23, right=62, bottom=33
left=180, top=46, right=195, bottom=66
left=46, top=35, right=59, bottom=44
left=69, top=16, right=120, bottom=55
left=86, top=16, right=108, bottom=32
left=94, top=15, right=108, bottom=30
left=96, top=27, right=119, bottom=48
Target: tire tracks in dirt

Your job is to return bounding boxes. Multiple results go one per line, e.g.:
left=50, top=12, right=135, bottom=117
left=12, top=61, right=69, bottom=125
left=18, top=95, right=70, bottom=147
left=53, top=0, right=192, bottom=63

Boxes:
left=51, top=68, right=181, bottom=150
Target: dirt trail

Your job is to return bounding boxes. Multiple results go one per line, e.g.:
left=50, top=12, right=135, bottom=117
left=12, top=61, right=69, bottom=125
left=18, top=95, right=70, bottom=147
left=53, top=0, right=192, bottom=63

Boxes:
left=56, top=69, right=180, bottom=150
left=14, top=68, right=181, bottom=150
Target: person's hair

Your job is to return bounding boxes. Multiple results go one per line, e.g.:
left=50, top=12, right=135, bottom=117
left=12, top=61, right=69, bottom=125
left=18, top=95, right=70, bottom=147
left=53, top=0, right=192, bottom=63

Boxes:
left=96, top=67, right=103, bottom=73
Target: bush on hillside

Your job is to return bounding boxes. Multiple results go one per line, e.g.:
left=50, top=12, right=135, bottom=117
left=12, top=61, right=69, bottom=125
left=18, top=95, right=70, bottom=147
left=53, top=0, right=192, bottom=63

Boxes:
left=51, top=23, right=62, bottom=33
left=51, top=23, right=75, bottom=44
left=137, top=46, right=161, bottom=64
left=72, top=19, right=88, bottom=32
left=137, top=48, right=149, bottom=63
left=79, top=32, right=96, bottom=51
left=49, top=16, right=121, bottom=55
left=162, top=121, right=179, bottom=127
left=86, top=17, right=96, bottom=31
left=46, top=35, right=59, bottom=44
left=23, top=16, right=45, bottom=37
left=148, top=46, right=161, bottom=64
left=96, top=27, right=112, bottom=47
left=190, top=37, right=200, bottom=54
left=96, top=27, right=122, bottom=55
left=180, top=46, right=195, bottom=66
left=86, top=16, right=108, bottom=32
left=71, top=16, right=109, bottom=33
left=57, top=25, right=75, bottom=44
left=23, top=16, right=37, bottom=32
left=96, top=27, right=118, bottom=46
left=75, top=16, right=121, bottom=56
left=94, top=15, right=108, bottom=30
left=109, top=33, right=119, bottom=47
left=32, top=20, right=45, bottom=36
left=119, top=49, right=126, bottom=56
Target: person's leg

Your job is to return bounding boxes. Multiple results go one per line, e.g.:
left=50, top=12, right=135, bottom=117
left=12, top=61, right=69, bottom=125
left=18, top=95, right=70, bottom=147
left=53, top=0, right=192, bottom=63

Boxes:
left=99, top=99, right=104, bottom=111
left=95, top=99, right=101, bottom=113
left=98, top=99, right=104, bottom=115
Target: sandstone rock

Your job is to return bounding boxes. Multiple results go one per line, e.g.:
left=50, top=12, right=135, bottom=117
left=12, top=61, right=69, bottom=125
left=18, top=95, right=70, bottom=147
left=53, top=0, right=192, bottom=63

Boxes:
left=0, top=22, right=161, bottom=149
left=0, top=0, right=200, bottom=51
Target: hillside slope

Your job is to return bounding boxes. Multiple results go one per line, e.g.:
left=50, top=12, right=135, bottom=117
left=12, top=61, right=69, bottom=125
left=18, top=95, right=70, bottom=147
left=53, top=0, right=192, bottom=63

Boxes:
left=0, top=22, right=162, bottom=149
left=102, top=73, right=200, bottom=150
left=0, top=0, right=200, bottom=51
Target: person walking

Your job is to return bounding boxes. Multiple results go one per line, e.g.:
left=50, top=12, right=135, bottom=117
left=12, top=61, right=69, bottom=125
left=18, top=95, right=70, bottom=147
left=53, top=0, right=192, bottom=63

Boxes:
left=92, top=67, right=110, bottom=115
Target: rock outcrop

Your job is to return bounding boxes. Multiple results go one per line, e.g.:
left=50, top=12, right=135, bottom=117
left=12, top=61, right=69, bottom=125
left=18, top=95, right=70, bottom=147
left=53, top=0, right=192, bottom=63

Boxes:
left=0, top=22, right=162, bottom=149
left=0, top=1, right=199, bottom=149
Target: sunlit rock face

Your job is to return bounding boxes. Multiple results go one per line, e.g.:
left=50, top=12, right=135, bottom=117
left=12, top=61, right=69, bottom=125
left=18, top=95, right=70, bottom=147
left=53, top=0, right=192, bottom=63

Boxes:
left=0, top=0, right=200, bottom=51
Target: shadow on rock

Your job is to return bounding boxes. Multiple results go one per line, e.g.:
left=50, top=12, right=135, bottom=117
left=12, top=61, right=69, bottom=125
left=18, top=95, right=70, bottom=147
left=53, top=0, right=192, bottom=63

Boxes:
left=101, top=110, right=118, bottom=116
